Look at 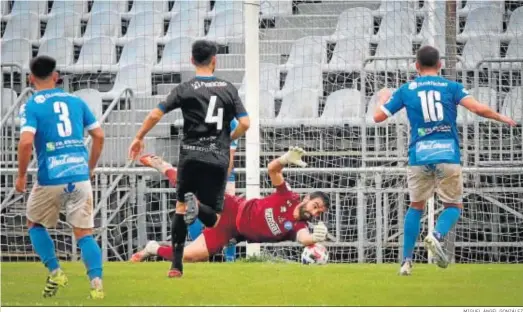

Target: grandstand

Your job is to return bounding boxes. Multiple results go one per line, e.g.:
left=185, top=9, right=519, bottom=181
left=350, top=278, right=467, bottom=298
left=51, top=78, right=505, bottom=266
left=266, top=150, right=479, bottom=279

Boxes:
left=1, top=0, right=522, bottom=265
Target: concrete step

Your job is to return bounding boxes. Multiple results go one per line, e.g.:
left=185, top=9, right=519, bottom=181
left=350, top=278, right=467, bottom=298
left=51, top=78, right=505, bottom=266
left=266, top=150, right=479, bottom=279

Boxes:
left=217, top=53, right=284, bottom=68
left=296, top=1, right=380, bottom=15
left=100, top=137, right=156, bottom=166
left=104, top=122, right=175, bottom=138
left=228, top=40, right=295, bottom=55
left=260, top=27, right=335, bottom=40
left=274, top=15, right=340, bottom=29
left=180, top=69, right=245, bottom=84
left=108, top=109, right=183, bottom=124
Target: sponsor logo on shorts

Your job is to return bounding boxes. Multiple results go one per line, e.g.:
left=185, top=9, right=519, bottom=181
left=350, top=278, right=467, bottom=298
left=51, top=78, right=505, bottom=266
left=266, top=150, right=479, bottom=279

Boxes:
left=265, top=208, right=282, bottom=236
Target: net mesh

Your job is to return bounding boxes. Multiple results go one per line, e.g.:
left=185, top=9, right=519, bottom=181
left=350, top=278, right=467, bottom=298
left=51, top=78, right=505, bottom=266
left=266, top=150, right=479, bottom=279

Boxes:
left=1, top=0, right=523, bottom=264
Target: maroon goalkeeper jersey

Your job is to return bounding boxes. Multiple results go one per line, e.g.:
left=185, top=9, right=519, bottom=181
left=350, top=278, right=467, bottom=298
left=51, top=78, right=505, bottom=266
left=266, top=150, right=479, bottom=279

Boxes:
left=235, top=183, right=307, bottom=242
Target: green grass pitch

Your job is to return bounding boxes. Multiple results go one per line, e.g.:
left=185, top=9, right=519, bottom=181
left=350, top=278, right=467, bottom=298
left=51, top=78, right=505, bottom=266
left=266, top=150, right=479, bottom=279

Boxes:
left=2, top=262, right=522, bottom=306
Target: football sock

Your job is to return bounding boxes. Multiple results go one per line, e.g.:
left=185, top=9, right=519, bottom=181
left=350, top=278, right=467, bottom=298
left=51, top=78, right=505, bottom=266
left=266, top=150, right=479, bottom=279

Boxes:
left=188, top=219, right=204, bottom=240
left=434, top=206, right=461, bottom=240
left=77, top=235, right=103, bottom=281
left=29, top=225, right=60, bottom=272
left=158, top=246, right=173, bottom=261
left=171, top=213, right=187, bottom=271
left=198, top=203, right=218, bottom=227
left=403, top=207, right=423, bottom=261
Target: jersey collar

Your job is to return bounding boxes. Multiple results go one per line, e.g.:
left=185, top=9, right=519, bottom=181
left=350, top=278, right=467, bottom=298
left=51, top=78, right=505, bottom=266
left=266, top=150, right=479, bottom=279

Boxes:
left=195, top=75, right=216, bottom=80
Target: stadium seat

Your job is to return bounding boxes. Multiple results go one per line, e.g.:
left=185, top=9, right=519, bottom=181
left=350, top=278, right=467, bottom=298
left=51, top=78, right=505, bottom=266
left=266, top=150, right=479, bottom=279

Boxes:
left=206, top=9, right=244, bottom=44
left=153, top=36, right=194, bottom=73
left=260, top=0, right=293, bottom=17
left=1, top=88, right=19, bottom=120
left=1, top=39, right=32, bottom=73
left=458, top=7, right=503, bottom=41
left=500, top=36, right=523, bottom=70
left=415, top=1, right=446, bottom=53
left=40, top=11, right=82, bottom=42
left=501, top=87, right=523, bottom=123
left=376, top=0, right=418, bottom=14
left=101, top=64, right=152, bottom=100
left=170, top=0, right=209, bottom=15
left=317, top=89, right=364, bottom=126
left=278, top=64, right=323, bottom=98
left=457, top=87, right=498, bottom=125
left=89, top=0, right=128, bottom=15
left=282, top=36, right=327, bottom=70
left=503, top=7, right=523, bottom=41
left=2, top=12, right=40, bottom=41
left=160, top=10, right=206, bottom=43
left=117, top=37, right=158, bottom=71
left=76, top=11, right=122, bottom=44
left=127, top=0, right=168, bottom=15
left=37, top=38, right=75, bottom=70
left=374, top=10, right=417, bottom=41
left=324, top=36, right=371, bottom=72
left=208, top=0, right=243, bottom=18
left=73, top=88, right=103, bottom=120
left=117, top=11, right=164, bottom=44
left=365, top=89, right=407, bottom=124
left=364, top=35, right=414, bottom=72
left=327, top=7, right=374, bottom=41
left=3, top=0, right=47, bottom=19
left=48, top=0, right=87, bottom=16
left=66, top=36, right=117, bottom=74
left=0, top=1, right=9, bottom=16
left=238, top=63, right=281, bottom=95
left=241, top=90, right=276, bottom=120
left=456, top=35, right=500, bottom=70
left=264, top=89, right=320, bottom=127
left=458, top=0, right=503, bottom=16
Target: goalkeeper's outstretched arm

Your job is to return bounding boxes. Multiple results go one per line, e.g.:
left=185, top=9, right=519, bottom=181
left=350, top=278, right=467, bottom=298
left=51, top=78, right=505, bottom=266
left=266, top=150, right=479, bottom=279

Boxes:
left=296, top=222, right=329, bottom=246
left=267, top=147, right=307, bottom=187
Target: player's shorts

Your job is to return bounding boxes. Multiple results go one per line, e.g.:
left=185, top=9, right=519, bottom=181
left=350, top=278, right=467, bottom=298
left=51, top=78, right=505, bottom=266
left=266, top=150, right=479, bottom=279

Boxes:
left=203, top=194, right=245, bottom=255
left=176, top=157, right=228, bottom=213
left=26, top=180, right=94, bottom=229
left=407, top=164, right=463, bottom=204
left=225, top=181, right=235, bottom=195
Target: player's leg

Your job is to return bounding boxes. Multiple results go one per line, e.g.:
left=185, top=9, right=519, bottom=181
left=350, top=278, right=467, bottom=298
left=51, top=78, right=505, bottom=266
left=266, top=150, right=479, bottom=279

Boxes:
left=223, top=181, right=236, bottom=261
left=66, top=181, right=104, bottom=299
left=401, top=166, right=435, bottom=275
left=424, top=163, right=463, bottom=268
left=26, top=183, right=68, bottom=297
left=139, top=154, right=177, bottom=186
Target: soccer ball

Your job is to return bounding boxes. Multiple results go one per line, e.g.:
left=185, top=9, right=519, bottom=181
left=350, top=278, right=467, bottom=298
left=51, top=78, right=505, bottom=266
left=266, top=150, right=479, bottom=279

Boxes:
left=301, top=243, right=329, bottom=265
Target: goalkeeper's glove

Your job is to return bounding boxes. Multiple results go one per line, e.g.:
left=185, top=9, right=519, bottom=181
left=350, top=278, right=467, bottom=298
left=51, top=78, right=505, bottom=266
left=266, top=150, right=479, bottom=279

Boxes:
left=312, top=221, right=328, bottom=243
left=278, top=146, right=307, bottom=167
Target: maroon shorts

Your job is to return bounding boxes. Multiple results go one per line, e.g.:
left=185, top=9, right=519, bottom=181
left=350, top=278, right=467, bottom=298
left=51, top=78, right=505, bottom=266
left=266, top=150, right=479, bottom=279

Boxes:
left=203, top=194, right=245, bottom=255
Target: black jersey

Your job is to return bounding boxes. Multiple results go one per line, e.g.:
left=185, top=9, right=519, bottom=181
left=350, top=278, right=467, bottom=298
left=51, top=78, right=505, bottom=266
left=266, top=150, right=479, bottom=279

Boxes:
left=158, top=76, right=248, bottom=166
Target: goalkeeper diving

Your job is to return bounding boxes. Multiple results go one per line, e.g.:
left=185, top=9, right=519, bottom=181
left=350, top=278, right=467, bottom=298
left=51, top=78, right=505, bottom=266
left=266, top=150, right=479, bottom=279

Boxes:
left=131, top=147, right=330, bottom=263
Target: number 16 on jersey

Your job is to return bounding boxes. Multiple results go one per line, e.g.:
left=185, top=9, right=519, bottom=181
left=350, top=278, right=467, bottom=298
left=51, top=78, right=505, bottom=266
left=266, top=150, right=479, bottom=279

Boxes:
left=418, top=90, right=443, bottom=122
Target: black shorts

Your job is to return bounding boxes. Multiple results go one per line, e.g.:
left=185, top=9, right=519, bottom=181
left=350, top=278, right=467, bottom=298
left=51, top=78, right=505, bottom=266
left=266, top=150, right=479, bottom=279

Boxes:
left=176, top=157, right=228, bottom=213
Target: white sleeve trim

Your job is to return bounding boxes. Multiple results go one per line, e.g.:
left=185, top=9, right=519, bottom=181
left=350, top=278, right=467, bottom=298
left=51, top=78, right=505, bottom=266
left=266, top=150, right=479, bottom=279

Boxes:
left=458, top=95, right=473, bottom=106
left=230, top=145, right=237, bottom=150
left=86, top=121, right=100, bottom=130
left=380, top=105, right=392, bottom=117
left=20, top=126, right=36, bottom=134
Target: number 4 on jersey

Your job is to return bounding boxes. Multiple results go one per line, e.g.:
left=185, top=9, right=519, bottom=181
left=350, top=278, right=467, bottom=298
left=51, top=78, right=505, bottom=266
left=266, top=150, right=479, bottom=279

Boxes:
left=205, top=95, right=223, bottom=130
left=418, top=90, right=443, bottom=122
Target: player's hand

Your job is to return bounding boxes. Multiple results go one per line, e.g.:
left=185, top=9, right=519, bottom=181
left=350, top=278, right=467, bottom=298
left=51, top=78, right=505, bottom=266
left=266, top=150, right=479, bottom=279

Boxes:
left=15, top=175, right=27, bottom=193
left=312, top=221, right=328, bottom=243
left=280, top=146, right=307, bottom=167
left=128, top=138, right=145, bottom=160
left=500, top=115, right=517, bottom=127
left=89, top=168, right=95, bottom=180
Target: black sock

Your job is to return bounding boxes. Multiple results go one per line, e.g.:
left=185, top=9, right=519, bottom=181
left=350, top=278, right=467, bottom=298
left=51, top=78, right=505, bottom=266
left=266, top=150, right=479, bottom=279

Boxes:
left=171, top=213, right=187, bottom=272
left=198, top=203, right=218, bottom=227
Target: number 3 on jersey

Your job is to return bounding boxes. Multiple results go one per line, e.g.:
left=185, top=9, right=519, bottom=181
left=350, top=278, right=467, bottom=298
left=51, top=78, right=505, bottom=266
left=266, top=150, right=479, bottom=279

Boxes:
left=205, top=95, right=223, bottom=130
left=418, top=90, right=443, bottom=122
left=54, top=101, right=72, bottom=137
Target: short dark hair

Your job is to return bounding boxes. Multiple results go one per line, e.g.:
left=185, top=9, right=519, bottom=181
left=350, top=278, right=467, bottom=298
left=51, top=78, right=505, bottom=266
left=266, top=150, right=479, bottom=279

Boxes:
left=416, top=45, right=440, bottom=69
left=310, top=191, right=330, bottom=211
left=191, top=40, right=218, bottom=66
left=29, top=55, right=56, bottom=79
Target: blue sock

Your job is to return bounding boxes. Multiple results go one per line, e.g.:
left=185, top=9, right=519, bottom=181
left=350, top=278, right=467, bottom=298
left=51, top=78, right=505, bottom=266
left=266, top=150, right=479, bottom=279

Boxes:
left=434, top=207, right=461, bottom=240
left=188, top=219, right=204, bottom=241
left=403, top=207, right=423, bottom=262
left=78, top=235, right=103, bottom=281
left=28, top=225, right=60, bottom=272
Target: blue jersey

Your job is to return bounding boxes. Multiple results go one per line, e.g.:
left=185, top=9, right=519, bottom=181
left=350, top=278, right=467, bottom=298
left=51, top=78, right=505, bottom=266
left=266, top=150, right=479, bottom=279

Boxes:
left=19, top=88, right=99, bottom=186
left=382, top=76, right=471, bottom=166
left=228, top=118, right=239, bottom=182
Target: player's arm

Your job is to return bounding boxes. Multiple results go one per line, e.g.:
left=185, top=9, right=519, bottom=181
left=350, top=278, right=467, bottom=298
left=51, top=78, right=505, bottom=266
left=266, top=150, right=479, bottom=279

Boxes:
left=230, top=88, right=250, bottom=140
left=228, top=120, right=238, bottom=176
left=129, top=87, right=181, bottom=159
left=268, top=147, right=307, bottom=188
left=82, top=101, right=105, bottom=176
left=460, top=97, right=516, bottom=126
left=16, top=103, right=37, bottom=192
left=373, top=88, right=404, bottom=123
left=295, top=222, right=328, bottom=246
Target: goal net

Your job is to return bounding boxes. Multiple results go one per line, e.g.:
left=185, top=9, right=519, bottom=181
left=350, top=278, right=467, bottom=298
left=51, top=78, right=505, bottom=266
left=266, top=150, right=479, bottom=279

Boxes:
left=1, top=0, right=522, bottom=265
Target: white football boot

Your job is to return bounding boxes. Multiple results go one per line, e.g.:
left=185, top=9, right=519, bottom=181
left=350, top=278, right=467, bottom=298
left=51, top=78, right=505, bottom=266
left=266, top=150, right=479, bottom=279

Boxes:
left=399, top=260, right=413, bottom=276
left=424, top=233, right=449, bottom=268
left=130, top=241, right=160, bottom=262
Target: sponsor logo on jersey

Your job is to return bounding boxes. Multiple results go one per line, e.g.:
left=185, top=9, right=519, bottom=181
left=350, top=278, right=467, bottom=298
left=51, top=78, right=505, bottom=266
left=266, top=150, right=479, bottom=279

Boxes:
left=34, top=95, right=46, bottom=104
left=191, top=81, right=228, bottom=90
left=48, top=154, right=86, bottom=169
left=284, top=221, right=293, bottom=231
left=415, top=139, right=457, bottom=163
left=46, top=142, right=56, bottom=152
left=416, top=141, right=454, bottom=152
left=265, top=208, right=282, bottom=236
left=418, top=125, right=451, bottom=137
left=408, top=82, right=418, bottom=90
